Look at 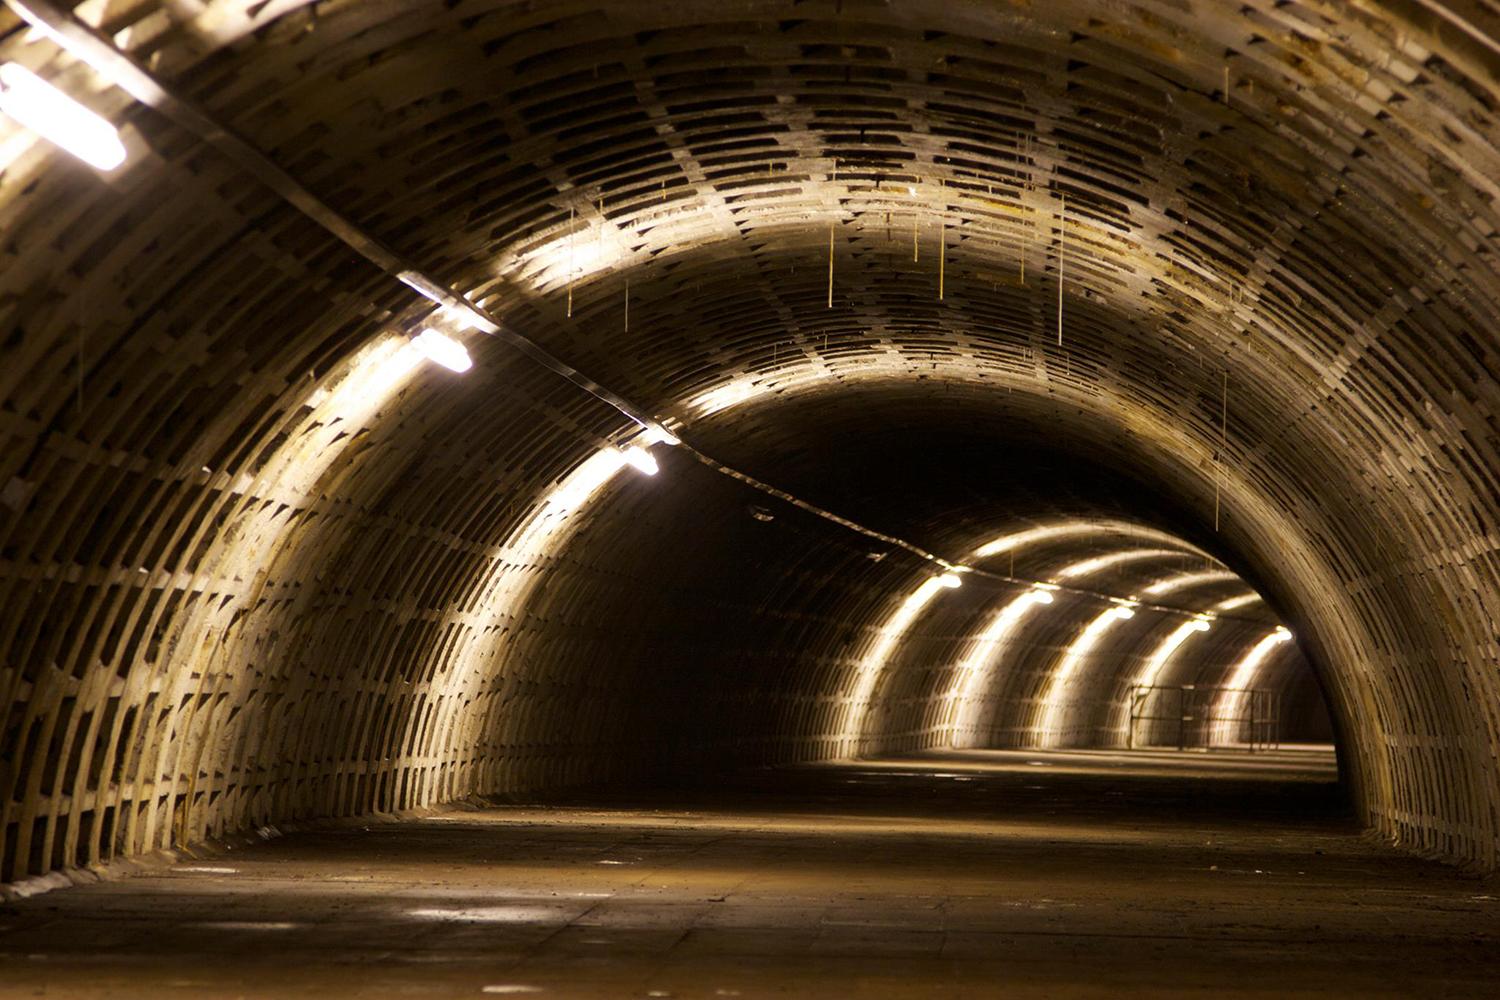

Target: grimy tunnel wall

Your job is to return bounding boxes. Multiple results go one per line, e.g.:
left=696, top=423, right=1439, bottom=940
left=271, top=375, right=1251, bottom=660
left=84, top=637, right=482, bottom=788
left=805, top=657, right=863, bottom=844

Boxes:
left=0, top=0, right=1497, bottom=887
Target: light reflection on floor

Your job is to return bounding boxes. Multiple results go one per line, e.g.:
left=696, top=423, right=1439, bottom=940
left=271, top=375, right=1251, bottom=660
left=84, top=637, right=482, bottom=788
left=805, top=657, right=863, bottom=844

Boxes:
left=1, top=746, right=1494, bottom=999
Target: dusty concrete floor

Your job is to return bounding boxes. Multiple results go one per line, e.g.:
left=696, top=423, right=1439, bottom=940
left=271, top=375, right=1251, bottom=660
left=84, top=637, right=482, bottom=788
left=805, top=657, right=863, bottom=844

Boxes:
left=2, top=747, right=1497, bottom=998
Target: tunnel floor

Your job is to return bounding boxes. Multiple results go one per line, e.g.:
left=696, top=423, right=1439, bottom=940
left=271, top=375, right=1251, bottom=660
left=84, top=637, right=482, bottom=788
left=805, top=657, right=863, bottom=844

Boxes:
left=3, top=748, right=1497, bottom=998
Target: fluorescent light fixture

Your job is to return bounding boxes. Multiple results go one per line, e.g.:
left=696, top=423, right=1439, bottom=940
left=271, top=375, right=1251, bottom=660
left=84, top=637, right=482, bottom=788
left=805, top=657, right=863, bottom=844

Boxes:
left=440, top=305, right=486, bottom=332
left=621, top=446, right=658, bottom=476
left=936, top=573, right=963, bottom=589
left=640, top=425, right=681, bottom=446
left=0, top=63, right=126, bottom=170
left=395, top=273, right=495, bottom=332
left=412, top=328, right=472, bottom=372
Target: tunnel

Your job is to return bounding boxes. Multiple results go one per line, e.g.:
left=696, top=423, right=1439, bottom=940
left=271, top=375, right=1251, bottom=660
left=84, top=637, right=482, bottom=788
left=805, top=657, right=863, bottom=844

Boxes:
left=0, top=0, right=1497, bottom=995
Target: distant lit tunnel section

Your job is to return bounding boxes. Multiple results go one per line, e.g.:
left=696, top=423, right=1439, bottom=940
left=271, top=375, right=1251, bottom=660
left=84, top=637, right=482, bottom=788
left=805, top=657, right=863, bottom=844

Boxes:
left=669, top=386, right=1330, bottom=767
left=838, top=519, right=1329, bottom=759
left=1209, top=627, right=1296, bottom=747
left=943, top=586, right=1055, bottom=750
left=1033, top=602, right=1139, bottom=749
left=838, top=571, right=963, bottom=759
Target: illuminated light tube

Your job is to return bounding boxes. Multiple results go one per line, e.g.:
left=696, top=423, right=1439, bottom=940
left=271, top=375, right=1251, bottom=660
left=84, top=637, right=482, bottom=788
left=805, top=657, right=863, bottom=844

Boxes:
left=440, top=305, right=489, bottom=332
left=640, top=425, right=681, bottom=446
left=1210, top=626, right=1294, bottom=745
left=1034, top=603, right=1137, bottom=747
left=0, top=62, right=126, bottom=170
left=944, top=587, right=1056, bottom=748
left=621, top=446, right=658, bottom=476
left=413, top=328, right=472, bottom=372
left=936, top=572, right=963, bottom=589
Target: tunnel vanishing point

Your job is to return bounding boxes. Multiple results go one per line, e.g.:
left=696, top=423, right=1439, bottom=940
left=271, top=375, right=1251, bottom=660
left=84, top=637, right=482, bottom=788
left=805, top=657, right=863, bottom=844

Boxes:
left=0, top=0, right=1498, bottom=994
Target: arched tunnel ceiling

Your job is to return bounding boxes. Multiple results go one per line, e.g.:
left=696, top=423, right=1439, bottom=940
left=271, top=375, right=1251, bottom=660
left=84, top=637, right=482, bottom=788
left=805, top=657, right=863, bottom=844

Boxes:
left=0, top=0, right=1496, bottom=886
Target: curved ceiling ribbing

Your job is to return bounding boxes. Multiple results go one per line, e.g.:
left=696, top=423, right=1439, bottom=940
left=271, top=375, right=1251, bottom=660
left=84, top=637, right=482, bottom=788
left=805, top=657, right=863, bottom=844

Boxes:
left=0, top=0, right=1494, bottom=885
